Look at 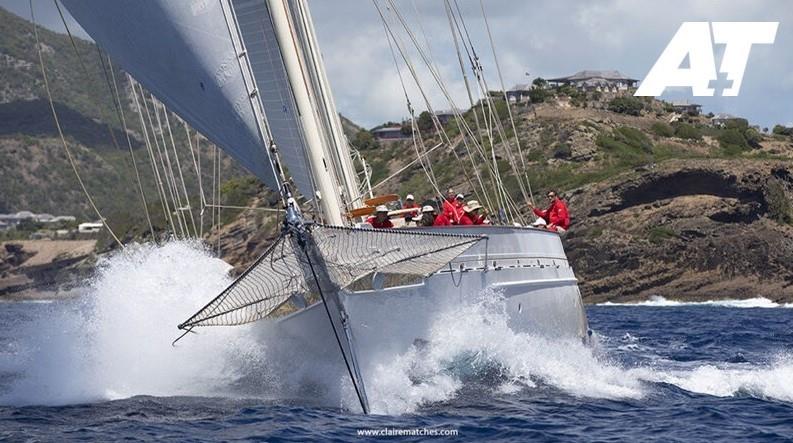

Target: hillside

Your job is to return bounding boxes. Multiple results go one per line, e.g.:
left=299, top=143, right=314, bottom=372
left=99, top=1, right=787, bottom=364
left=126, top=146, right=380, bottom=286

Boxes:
left=0, top=6, right=243, bottom=237
left=219, top=91, right=793, bottom=302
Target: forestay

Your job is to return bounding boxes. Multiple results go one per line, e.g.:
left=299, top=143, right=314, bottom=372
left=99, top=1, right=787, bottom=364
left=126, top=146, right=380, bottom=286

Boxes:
left=178, top=226, right=483, bottom=328
left=62, top=0, right=279, bottom=191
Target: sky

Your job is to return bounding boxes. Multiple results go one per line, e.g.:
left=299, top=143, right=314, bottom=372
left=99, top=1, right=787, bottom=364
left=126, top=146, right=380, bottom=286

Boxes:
left=3, top=0, right=792, bottom=130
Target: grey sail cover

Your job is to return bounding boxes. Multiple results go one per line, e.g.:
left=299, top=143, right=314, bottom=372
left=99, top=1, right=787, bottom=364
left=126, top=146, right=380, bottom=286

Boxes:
left=62, top=0, right=278, bottom=191
left=231, top=0, right=315, bottom=200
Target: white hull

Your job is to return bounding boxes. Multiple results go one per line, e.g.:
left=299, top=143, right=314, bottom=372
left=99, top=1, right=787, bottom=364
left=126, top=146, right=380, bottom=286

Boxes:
left=254, top=226, right=589, bottom=410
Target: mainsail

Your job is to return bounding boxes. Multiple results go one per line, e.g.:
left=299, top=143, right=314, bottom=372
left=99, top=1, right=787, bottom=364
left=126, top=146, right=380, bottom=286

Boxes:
left=62, top=0, right=280, bottom=191
left=231, top=0, right=316, bottom=200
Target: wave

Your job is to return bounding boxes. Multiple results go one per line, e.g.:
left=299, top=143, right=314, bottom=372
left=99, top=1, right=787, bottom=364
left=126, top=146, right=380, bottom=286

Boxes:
left=599, top=295, right=791, bottom=308
left=2, top=241, right=792, bottom=413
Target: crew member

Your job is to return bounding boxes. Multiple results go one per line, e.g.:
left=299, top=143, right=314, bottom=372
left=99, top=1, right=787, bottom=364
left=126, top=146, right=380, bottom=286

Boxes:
left=528, top=191, right=570, bottom=232
left=442, top=189, right=464, bottom=224
left=366, top=205, right=394, bottom=229
left=459, top=200, right=489, bottom=225
left=402, top=194, right=420, bottom=223
left=415, top=205, right=437, bottom=227
left=433, top=206, right=452, bottom=226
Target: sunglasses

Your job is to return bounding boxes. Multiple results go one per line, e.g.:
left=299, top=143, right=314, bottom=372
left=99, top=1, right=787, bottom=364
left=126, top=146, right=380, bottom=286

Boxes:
left=546, top=194, right=555, bottom=199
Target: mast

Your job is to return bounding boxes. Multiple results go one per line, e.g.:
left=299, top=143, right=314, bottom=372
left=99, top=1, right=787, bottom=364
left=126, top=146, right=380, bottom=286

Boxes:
left=292, top=0, right=362, bottom=210
left=266, top=0, right=346, bottom=225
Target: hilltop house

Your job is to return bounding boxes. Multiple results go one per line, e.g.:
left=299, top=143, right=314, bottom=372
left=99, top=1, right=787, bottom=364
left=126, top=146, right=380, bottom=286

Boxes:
left=670, top=101, right=702, bottom=116
left=505, top=84, right=532, bottom=103
left=371, top=125, right=408, bottom=140
left=547, top=70, right=638, bottom=91
left=435, top=109, right=456, bottom=125
left=78, top=222, right=104, bottom=234
left=711, top=113, right=742, bottom=128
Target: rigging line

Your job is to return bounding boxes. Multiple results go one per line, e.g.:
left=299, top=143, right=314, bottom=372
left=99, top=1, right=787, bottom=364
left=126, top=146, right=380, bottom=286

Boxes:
left=210, top=144, right=217, bottom=238
left=30, top=1, right=123, bottom=248
left=376, top=0, right=489, bottom=209
left=52, top=0, right=121, bottom=153
left=194, top=132, right=205, bottom=237
left=447, top=5, right=526, bottom=221
left=378, top=15, right=441, bottom=197
left=370, top=142, right=445, bottom=193
left=215, top=146, right=222, bottom=255
left=152, top=98, right=187, bottom=238
left=382, top=0, right=495, bottom=200
left=446, top=3, right=515, bottom=217
left=162, top=109, right=198, bottom=237
left=450, top=3, right=531, bottom=216
left=146, top=94, right=186, bottom=239
left=444, top=0, right=502, bottom=213
left=130, top=78, right=176, bottom=235
left=479, top=0, right=534, bottom=205
left=204, top=204, right=284, bottom=213
left=149, top=93, right=190, bottom=238
left=183, top=122, right=207, bottom=235
left=103, top=55, right=155, bottom=239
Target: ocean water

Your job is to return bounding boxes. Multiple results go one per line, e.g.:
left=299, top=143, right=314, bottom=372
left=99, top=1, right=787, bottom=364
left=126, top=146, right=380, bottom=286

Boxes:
left=1, top=241, right=792, bottom=442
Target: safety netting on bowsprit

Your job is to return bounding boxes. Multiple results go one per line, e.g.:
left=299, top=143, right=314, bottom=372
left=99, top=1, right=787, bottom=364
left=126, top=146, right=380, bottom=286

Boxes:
left=178, top=225, right=484, bottom=329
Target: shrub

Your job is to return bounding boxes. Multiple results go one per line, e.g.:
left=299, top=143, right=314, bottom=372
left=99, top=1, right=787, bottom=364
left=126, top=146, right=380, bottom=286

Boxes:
left=553, top=143, right=572, bottom=159
left=772, top=125, right=793, bottom=136
left=614, top=126, right=653, bottom=152
left=765, top=179, right=793, bottom=225
left=417, top=111, right=434, bottom=133
left=744, top=127, right=762, bottom=148
left=352, top=129, right=379, bottom=150
left=673, top=123, right=701, bottom=140
left=651, top=122, right=674, bottom=137
left=607, top=96, right=644, bottom=116
left=528, top=88, right=549, bottom=103
left=718, top=128, right=750, bottom=154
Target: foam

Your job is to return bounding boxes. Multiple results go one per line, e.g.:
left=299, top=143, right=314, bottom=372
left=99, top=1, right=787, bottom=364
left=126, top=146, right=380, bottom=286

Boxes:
left=599, top=295, right=783, bottom=308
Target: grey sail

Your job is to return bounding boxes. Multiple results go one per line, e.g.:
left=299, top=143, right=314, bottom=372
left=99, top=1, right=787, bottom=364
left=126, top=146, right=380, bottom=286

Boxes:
left=231, top=0, right=316, bottom=201
left=61, top=0, right=279, bottom=191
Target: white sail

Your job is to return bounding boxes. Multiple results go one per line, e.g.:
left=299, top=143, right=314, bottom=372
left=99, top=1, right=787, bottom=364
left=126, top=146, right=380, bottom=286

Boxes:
left=231, top=0, right=316, bottom=201
left=62, top=0, right=279, bottom=191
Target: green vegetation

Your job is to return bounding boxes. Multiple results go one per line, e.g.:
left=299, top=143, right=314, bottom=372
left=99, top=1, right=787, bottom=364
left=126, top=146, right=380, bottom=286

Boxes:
left=765, top=179, right=793, bottom=225
left=718, top=129, right=751, bottom=155
left=553, top=143, right=572, bottom=159
left=351, top=129, right=379, bottom=151
left=772, top=124, right=793, bottom=137
left=672, top=123, right=701, bottom=140
left=648, top=226, right=677, bottom=244
left=607, top=96, right=644, bottom=116
left=651, top=122, right=674, bottom=138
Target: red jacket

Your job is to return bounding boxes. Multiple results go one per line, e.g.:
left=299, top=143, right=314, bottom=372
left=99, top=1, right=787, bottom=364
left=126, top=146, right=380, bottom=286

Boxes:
left=533, top=198, right=570, bottom=230
left=442, top=199, right=463, bottom=224
left=433, top=213, right=452, bottom=226
left=366, top=216, right=394, bottom=229
left=458, top=213, right=474, bottom=225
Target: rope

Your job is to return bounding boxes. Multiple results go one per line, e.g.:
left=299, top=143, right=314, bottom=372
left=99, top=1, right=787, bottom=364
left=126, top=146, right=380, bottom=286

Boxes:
left=130, top=77, right=176, bottom=235
left=30, top=0, right=124, bottom=248
left=103, top=55, right=155, bottom=238
left=163, top=109, right=198, bottom=237
left=479, top=0, right=534, bottom=204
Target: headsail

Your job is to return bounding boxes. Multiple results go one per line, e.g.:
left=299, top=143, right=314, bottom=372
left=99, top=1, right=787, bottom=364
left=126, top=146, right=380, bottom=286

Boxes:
left=62, top=0, right=279, bottom=191
left=178, top=226, right=482, bottom=328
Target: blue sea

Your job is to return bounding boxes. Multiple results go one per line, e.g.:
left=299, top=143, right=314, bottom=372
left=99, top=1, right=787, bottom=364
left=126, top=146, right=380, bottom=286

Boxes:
left=1, top=242, right=792, bottom=442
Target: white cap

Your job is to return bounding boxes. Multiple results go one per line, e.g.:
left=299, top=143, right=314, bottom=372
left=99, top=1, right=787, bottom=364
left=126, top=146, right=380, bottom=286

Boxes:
left=456, top=193, right=465, bottom=200
left=421, top=205, right=435, bottom=213
left=531, top=217, right=547, bottom=226
left=375, top=205, right=389, bottom=213
left=406, top=194, right=415, bottom=201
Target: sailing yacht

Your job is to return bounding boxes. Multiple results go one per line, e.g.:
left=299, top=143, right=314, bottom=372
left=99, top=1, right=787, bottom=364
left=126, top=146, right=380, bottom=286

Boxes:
left=62, top=0, right=589, bottom=413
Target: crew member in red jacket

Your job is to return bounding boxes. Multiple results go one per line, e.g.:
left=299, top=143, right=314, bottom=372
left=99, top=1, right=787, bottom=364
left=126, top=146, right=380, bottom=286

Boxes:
left=366, top=205, right=393, bottom=229
left=459, top=200, right=490, bottom=225
left=528, top=191, right=570, bottom=232
left=441, top=189, right=464, bottom=224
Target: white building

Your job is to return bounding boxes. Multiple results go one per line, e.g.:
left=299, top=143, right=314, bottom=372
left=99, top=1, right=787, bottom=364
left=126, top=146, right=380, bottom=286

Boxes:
left=78, top=222, right=104, bottom=234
